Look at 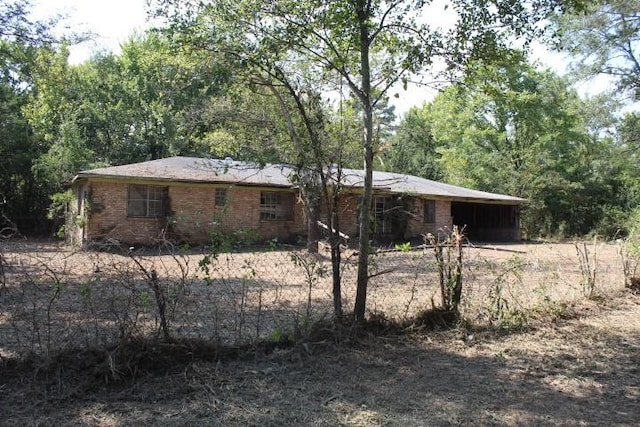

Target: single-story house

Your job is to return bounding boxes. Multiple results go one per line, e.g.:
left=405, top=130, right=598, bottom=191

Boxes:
left=67, top=156, right=525, bottom=246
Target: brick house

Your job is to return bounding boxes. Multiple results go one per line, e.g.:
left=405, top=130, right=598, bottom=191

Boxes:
left=67, top=156, right=525, bottom=246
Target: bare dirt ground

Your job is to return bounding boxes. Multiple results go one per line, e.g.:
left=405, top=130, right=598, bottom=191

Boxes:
left=1, top=240, right=639, bottom=426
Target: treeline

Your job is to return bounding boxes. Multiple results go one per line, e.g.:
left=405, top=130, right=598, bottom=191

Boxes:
left=384, top=55, right=640, bottom=237
left=0, top=0, right=638, bottom=238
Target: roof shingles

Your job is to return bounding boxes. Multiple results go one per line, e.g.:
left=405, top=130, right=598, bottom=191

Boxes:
left=75, top=156, right=525, bottom=204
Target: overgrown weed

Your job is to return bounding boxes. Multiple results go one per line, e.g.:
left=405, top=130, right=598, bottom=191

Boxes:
left=1, top=236, right=630, bottom=394
left=575, top=236, right=598, bottom=298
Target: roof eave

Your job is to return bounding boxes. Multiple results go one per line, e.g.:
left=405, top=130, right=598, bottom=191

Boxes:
left=74, top=173, right=295, bottom=189
left=448, top=197, right=527, bottom=205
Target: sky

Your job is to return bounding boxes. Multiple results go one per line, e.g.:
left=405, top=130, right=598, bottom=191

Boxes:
left=32, top=0, right=613, bottom=115
left=33, top=0, right=150, bottom=63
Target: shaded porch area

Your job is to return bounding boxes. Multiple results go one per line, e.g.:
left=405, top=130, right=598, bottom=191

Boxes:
left=451, top=202, right=521, bottom=242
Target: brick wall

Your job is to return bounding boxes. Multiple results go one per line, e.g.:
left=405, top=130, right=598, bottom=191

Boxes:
left=81, top=180, right=307, bottom=245
left=406, top=198, right=452, bottom=238
left=337, top=194, right=360, bottom=237
left=168, top=185, right=307, bottom=243
left=85, top=181, right=166, bottom=244
left=318, top=194, right=453, bottom=241
left=75, top=179, right=458, bottom=246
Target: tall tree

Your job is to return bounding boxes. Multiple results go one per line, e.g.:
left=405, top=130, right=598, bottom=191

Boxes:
left=0, top=0, right=58, bottom=233
left=153, top=0, right=434, bottom=320
left=25, top=32, right=230, bottom=185
left=554, top=0, right=640, bottom=99
left=394, top=56, right=631, bottom=237
left=0, top=43, right=38, bottom=231
left=153, top=0, right=586, bottom=321
left=383, top=103, right=443, bottom=180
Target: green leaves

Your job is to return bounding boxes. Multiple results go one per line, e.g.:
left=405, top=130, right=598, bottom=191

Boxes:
left=554, top=0, right=640, bottom=100
left=386, top=54, right=635, bottom=238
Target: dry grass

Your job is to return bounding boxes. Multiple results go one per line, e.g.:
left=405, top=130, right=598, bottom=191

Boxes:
left=0, top=240, right=627, bottom=356
left=1, top=239, right=638, bottom=426
left=2, top=295, right=639, bottom=426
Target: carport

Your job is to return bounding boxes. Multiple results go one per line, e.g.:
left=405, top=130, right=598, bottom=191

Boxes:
left=451, top=202, right=521, bottom=241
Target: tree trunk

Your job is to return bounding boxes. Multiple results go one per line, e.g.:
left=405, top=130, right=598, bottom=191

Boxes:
left=353, top=1, right=373, bottom=323
left=307, top=202, right=320, bottom=253
left=330, top=202, right=343, bottom=318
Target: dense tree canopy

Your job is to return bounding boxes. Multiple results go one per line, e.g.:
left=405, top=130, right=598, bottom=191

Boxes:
left=385, top=54, right=637, bottom=237
left=383, top=103, right=442, bottom=181
left=23, top=34, right=233, bottom=203
left=0, top=0, right=58, bottom=232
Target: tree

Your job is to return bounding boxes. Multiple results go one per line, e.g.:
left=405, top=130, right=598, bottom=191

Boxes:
left=25, top=33, right=231, bottom=182
left=383, top=103, right=443, bottom=181
left=391, top=55, right=633, bottom=237
left=554, top=0, right=640, bottom=100
left=0, top=44, right=39, bottom=231
left=153, top=0, right=435, bottom=320
left=619, top=111, right=640, bottom=161
left=153, top=0, right=586, bottom=321
left=615, top=111, right=640, bottom=210
left=154, top=1, right=363, bottom=316
left=436, top=56, right=589, bottom=194
left=0, top=0, right=56, bottom=46
left=0, top=0, right=59, bottom=233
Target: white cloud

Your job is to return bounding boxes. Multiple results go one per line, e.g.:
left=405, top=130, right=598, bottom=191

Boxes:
left=33, top=0, right=149, bottom=62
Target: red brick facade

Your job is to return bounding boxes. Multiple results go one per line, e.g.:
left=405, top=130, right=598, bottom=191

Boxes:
left=70, top=179, right=306, bottom=245
left=334, top=194, right=452, bottom=239
left=69, top=179, right=455, bottom=246
left=406, top=198, right=452, bottom=237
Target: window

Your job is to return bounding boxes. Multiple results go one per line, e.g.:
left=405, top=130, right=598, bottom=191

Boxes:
left=215, top=188, right=228, bottom=207
left=260, top=191, right=294, bottom=220
left=127, top=185, right=168, bottom=218
left=423, top=199, right=436, bottom=223
left=373, top=196, right=393, bottom=234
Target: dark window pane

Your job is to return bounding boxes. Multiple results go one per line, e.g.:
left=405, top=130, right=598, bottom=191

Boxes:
left=260, top=191, right=293, bottom=220
left=424, top=200, right=436, bottom=223
left=215, top=188, right=227, bottom=207
left=127, top=184, right=168, bottom=218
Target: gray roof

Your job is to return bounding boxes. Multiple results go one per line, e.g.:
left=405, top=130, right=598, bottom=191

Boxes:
left=75, top=156, right=525, bottom=204
left=76, top=157, right=295, bottom=187
left=345, top=169, right=525, bottom=203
